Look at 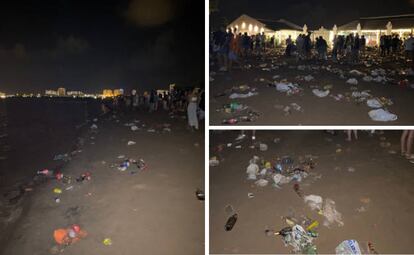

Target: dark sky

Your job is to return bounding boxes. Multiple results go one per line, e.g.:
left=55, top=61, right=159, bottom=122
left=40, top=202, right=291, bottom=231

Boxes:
left=0, top=0, right=204, bottom=94
left=211, top=0, right=414, bottom=30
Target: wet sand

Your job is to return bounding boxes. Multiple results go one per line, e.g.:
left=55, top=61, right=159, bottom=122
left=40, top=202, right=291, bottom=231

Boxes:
left=210, top=51, right=414, bottom=125
left=210, top=130, right=414, bottom=254
left=0, top=109, right=204, bottom=255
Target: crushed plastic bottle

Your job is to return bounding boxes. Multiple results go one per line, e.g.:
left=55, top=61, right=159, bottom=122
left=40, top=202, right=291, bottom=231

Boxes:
left=335, top=240, right=361, bottom=254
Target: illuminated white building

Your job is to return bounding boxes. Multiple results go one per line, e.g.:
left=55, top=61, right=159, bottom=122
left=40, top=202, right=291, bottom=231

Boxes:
left=226, top=14, right=302, bottom=45
left=67, top=91, right=84, bottom=97
left=338, top=14, right=414, bottom=46
left=0, top=92, right=5, bottom=99
left=45, top=90, right=58, bottom=96
left=57, top=87, right=66, bottom=97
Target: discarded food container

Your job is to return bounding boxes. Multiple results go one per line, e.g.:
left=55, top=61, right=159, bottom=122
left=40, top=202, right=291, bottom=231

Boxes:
left=53, top=188, right=62, bottom=194
left=53, top=225, right=87, bottom=245
left=259, top=143, right=268, bottom=151
left=103, top=238, right=112, bottom=246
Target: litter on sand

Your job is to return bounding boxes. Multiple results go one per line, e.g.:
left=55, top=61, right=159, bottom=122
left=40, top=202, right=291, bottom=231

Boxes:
left=229, top=91, right=258, bottom=99
left=368, top=109, right=397, bottom=122
left=346, top=78, right=358, bottom=85
left=312, top=89, right=330, bottom=98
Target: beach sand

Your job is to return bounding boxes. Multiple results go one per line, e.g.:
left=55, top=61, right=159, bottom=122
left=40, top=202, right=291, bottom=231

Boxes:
left=210, top=130, right=414, bottom=254
left=0, top=109, right=204, bottom=255
left=210, top=51, right=414, bottom=125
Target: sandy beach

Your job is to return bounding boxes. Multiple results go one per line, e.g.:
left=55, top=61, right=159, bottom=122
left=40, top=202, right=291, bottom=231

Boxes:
left=210, top=130, right=414, bottom=254
left=0, top=104, right=204, bottom=255
left=210, top=50, right=414, bottom=125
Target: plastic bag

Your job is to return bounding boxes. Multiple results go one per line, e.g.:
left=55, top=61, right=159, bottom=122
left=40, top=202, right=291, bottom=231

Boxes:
left=273, top=174, right=291, bottom=187
left=281, top=225, right=316, bottom=254
left=349, top=70, right=364, bottom=76
left=368, top=109, right=397, bottom=122
left=246, top=163, right=259, bottom=180
left=322, top=198, right=344, bottom=227
left=312, top=89, right=330, bottom=98
left=275, top=82, right=300, bottom=94
left=346, top=78, right=358, bottom=85
left=363, top=76, right=373, bottom=82
left=255, top=179, right=269, bottom=187
left=304, top=75, right=314, bottom=81
left=259, top=143, right=268, bottom=151
left=229, top=91, right=258, bottom=99
left=335, top=240, right=361, bottom=254
left=304, top=195, right=323, bottom=211
left=366, top=99, right=382, bottom=108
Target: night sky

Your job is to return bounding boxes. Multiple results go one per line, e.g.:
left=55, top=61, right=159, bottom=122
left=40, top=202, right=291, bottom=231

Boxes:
left=211, top=0, right=414, bottom=30
left=0, top=0, right=204, bottom=94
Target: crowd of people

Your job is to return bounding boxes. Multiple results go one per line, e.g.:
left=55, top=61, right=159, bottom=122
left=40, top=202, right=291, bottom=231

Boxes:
left=211, top=25, right=414, bottom=69
left=101, top=87, right=204, bottom=131
left=289, top=32, right=414, bottom=64
left=211, top=27, right=277, bottom=72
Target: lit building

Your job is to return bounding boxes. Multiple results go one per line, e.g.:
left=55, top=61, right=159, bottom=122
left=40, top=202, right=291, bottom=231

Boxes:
left=338, top=14, right=414, bottom=46
left=102, top=89, right=114, bottom=98
left=156, top=89, right=168, bottom=95
left=67, top=91, right=84, bottom=97
left=0, top=92, right=5, bottom=99
left=57, top=87, right=66, bottom=97
left=113, top=89, right=124, bottom=97
left=169, top=83, right=176, bottom=92
left=312, top=26, right=332, bottom=45
left=227, top=14, right=302, bottom=44
left=45, top=90, right=58, bottom=97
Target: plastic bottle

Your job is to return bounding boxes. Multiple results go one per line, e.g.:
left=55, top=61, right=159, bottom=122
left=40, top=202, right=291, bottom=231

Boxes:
left=225, top=213, right=238, bottom=231
left=195, top=189, right=205, bottom=201
left=276, top=163, right=283, bottom=173
left=37, top=169, right=50, bottom=175
left=222, top=118, right=238, bottom=124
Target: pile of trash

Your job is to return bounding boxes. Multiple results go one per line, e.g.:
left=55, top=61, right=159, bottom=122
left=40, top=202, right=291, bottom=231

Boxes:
left=112, top=157, right=147, bottom=173
left=271, top=81, right=302, bottom=96
left=273, top=224, right=318, bottom=254
left=246, top=155, right=315, bottom=188
left=220, top=102, right=249, bottom=114
left=228, top=85, right=258, bottom=99
left=222, top=111, right=260, bottom=124
left=274, top=103, right=304, bottom=116
left=125, top=121, right=172, bottom=133
left=303, top=195, right=344, bottom=227
left=348, top=89, right=397, bottom=122
left=296, top=75, right=314, bottom=82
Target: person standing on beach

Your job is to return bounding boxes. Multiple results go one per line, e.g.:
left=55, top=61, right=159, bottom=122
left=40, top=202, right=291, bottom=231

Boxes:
left=131, top=89, right=138, bottom=111
left=401, top=130, right=414, bottom=159
left=346, top=130, right=358, bottom=142
left=187, top=89, right=199, bottom=131
left=228, top=28, right=242, bottom=72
